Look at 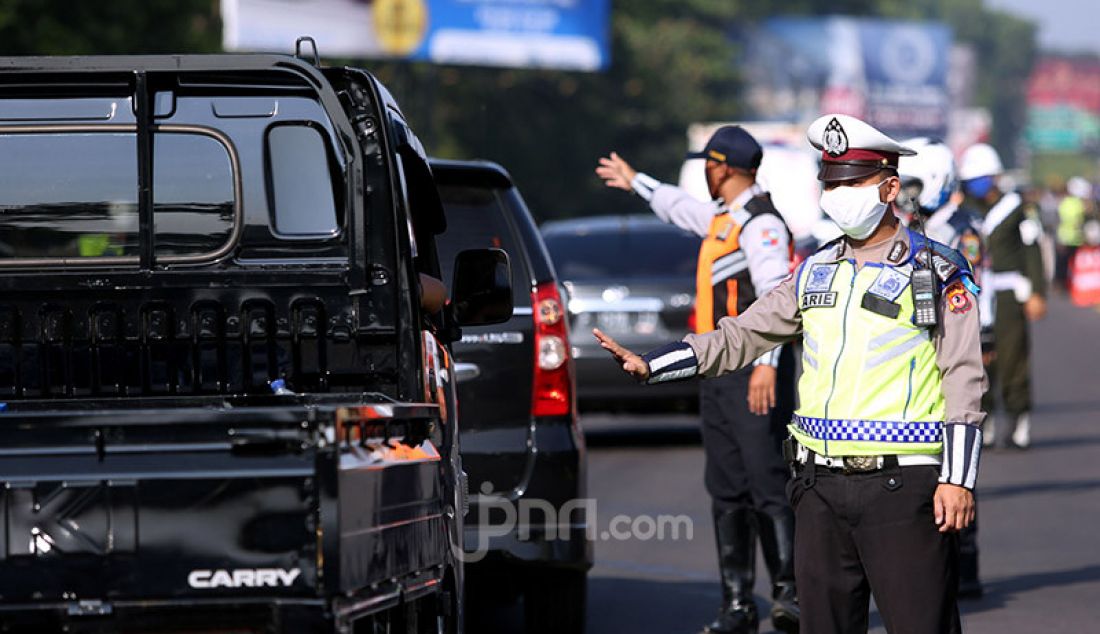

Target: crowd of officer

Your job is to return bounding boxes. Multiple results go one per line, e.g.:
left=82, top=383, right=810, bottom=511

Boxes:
left=591, top=113, right=1056, bottom=634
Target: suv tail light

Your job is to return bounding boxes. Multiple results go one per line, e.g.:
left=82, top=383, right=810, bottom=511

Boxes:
left=531, top=281, right=574, bottom=417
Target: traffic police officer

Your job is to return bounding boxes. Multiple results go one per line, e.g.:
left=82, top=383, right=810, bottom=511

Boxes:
left=596, top=126, right=798, bottom=634
left=596, top=114, right=985, bottom=634
left=959, top=143, right=1046, bottom=449
left=898, top=138, right=987, bottom=598
left=1057, top=176, right=1091, bottom=290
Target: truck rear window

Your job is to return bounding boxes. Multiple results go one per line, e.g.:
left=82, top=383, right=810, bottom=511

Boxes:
left=0, top=129, right=235, bottom=261
left=266, top=124, right=339, bottom=237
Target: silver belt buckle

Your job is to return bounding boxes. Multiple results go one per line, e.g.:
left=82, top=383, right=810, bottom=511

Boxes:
left=842, top=455, right=880, bottom=473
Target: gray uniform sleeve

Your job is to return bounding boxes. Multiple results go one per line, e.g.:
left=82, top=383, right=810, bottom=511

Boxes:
left=934, top=282, right=987, bottom=489
left=642, top=180, right=718, bottom=238
left=932, top=285, right=987, bottom=426
left=739, top=214, right=793, bottom=367
left=684, top=274, right=803, bottom=377
left=740, top=214, right=792, bottom=297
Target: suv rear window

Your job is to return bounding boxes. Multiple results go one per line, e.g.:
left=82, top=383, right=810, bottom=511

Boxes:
left=0, top=130, right=235, bottom=261
left=543, top=227, right=699, bottom=281
left=436, top=184, right=530, bottom=305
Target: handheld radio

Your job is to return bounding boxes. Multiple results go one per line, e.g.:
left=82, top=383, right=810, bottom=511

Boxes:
left=911, top=267, right=938, bottom=327
left=910, top=213, right=938, bottom=328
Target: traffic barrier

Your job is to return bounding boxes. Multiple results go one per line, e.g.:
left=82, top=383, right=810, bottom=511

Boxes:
left=1069, top=246, right=1100, bottom=306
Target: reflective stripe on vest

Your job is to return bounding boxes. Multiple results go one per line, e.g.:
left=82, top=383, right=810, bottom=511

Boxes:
left=792, top=257, right=945, bottom=457
left=694, top=210, right=751, bottom=333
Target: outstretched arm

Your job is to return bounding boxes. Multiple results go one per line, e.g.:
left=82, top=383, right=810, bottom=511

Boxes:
left=595, top=151, right=717, bottom=238
left=594, top=274, right=803, bottom=384
left=686, top=274, right=803, bottom=377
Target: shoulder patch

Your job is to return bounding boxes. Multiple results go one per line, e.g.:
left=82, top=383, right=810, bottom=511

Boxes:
left=760, top=227, right=782, bottom=248
left=958, top=232, right=982, bottom=268
left=945, top=281, right=972, bottom=314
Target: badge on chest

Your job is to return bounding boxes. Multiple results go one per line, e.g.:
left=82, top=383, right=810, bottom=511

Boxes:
left=861, top=267, right=910, bottom=319
left=801, top=263, right=840, bottom=310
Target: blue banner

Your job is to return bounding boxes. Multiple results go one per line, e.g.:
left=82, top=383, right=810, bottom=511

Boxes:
left=739, top=17, right=953, bottom=138
left=223, top=0, right=610, bottom=72
left=418, top=0, right=610, bottom=70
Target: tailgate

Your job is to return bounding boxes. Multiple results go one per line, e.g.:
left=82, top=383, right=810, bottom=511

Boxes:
left=0, top=397, right=449, bottom=609
left=0, top=399, right=324, bottom=604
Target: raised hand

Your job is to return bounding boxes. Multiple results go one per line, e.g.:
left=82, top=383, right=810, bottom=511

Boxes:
left=592, top=328, right=650, bottom=382
left=595, top=152, right=638, bottom=192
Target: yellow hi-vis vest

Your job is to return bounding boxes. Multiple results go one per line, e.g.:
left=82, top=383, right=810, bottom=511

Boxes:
left=791, top=233, right=962, bottom=457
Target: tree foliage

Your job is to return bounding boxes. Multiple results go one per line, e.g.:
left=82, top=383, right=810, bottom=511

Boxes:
left=0, top=0, right=1037, bottom=221
left=0, top=0, right=220, bottom=55
left=373, top=0, right=1038, bottom=221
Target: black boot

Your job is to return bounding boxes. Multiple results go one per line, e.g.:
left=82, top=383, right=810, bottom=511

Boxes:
left=757, top=509, right=799, bottom=634
left=702, top=507, right=759, bottom=634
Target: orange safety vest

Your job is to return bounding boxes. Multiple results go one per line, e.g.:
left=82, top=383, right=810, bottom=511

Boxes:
left=694, top=194, right=791, bottom=333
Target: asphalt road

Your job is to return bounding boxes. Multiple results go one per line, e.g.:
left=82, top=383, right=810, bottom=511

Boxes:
left=580, top=294, right=1100, bottom=633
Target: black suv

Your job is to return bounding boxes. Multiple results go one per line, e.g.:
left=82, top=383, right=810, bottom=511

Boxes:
left=432, top=159, right=591, bottom=633
left=0, top=53, right=512, bottom=633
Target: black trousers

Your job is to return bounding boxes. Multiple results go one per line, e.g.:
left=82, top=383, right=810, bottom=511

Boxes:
left=981, top=290, right=1031, bottom=420
left=788, top=463, right=961, bottom=634
left=700, top=345, right=795, bottom=515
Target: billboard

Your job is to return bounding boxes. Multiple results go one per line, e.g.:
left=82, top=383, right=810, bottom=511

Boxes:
left=222, top=0, right=610, bottom=71
left=740, top=17, right=952, bottom=139
left=1025, top=56, right=1100, bottom=153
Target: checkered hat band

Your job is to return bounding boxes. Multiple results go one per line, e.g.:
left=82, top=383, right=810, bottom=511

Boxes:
left=794, top=415, right=943, bottom=444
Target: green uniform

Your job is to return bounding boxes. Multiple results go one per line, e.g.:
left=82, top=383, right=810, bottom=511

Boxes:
left=972, top=191, right=1046, bottom=424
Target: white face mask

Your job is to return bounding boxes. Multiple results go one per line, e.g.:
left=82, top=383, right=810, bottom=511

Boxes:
left=819, top=180, right=889, bottom=240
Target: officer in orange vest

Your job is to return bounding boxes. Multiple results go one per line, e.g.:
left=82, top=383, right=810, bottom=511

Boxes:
left=597, top=126, right=797, bottom=634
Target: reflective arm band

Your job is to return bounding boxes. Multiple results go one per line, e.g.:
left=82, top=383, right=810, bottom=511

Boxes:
left=752, top=347, right=781, bottom=368
left=642, top=341, right=699, bottom=384
left=631, top=172, right=661, bottom=202
left=940, top=423, right=982, bottom=490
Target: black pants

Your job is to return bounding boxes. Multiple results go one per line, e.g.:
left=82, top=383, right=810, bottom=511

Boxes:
left=700, top=345, right=795, bottom=515
left=982, top=290, right=1031, bottom=420
left=788, top=464, right=961, bottom=634
left=1055, top=244, right=1078, bottom=290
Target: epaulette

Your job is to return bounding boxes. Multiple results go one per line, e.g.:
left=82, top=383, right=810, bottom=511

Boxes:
left=908, top=228, right=974, bottom=289
left=815, top=235, right=844, bottom=255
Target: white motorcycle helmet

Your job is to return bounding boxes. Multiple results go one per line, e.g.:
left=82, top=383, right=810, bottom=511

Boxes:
left=897, top=137, right=957, bottom=216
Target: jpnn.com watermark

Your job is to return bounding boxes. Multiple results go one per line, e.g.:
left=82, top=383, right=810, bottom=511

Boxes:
left=463, top=481, right=693, bottom=562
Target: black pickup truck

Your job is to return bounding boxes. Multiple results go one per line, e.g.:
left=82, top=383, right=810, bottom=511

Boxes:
left=0, top=51, right=511, bottom=633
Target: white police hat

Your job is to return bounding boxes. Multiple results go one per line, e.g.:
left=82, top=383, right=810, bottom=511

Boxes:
left=807, top=114, right=916, bottom=182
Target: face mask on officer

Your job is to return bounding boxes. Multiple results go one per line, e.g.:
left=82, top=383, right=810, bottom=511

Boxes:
left=819, top=176, right=897, bottom=240
left=962, top=175, right=996, bottom=199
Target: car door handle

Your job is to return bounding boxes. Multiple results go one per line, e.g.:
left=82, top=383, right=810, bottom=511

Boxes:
left=454, top=362, right=481, bottom=383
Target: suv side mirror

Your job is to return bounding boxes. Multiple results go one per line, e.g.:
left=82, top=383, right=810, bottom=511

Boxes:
left=451, top=248, right=513, bottom=326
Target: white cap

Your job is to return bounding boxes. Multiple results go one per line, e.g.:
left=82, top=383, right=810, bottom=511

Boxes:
left=1067, top=176, right=1092, bottom=199
left=958, top=143, right=1003, bottom=181
left=898, top=138, right=957, bottom=211
left=807, top=114, right=916, bottom=182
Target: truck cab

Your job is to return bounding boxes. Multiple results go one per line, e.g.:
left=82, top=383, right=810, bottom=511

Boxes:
left=0, top=53, right=510, bottom=633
